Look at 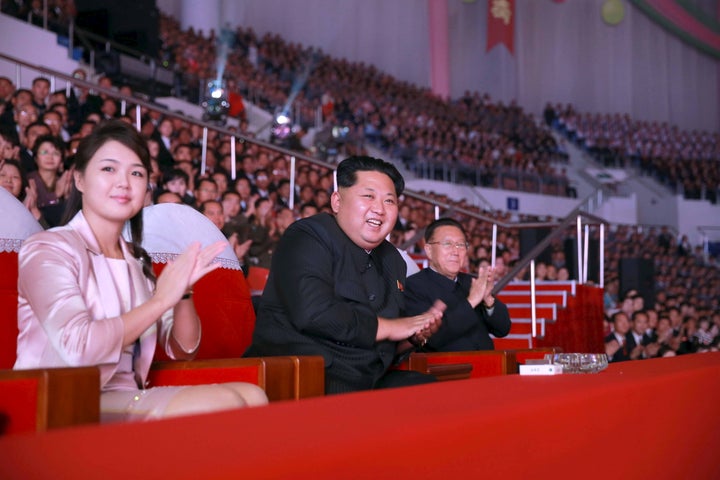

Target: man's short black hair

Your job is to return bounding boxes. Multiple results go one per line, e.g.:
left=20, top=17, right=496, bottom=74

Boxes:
left=196, top=177, right=217, bottom=189
left=424, top=217, right=466, bottom=242
left=221, top=190, right=240, bottom=201
left=611, top=311, right=628, bottom=324
left=336, top=156, right=404, bottom=196
left=198, top=200, right=222, bottom=214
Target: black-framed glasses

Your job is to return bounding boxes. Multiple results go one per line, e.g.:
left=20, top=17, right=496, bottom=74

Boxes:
left=427, top=241, right=469, bottom=251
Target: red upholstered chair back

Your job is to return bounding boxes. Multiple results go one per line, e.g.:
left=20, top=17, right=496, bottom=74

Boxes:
left=0, top=252, right=19, bottom=369
left=0, top=376, right=39, bottom=434
left=152, top=263, right=256, bottom=361
left=1, top=190, right=44, bottom=369
left=246, top=266, right=270, bottom=296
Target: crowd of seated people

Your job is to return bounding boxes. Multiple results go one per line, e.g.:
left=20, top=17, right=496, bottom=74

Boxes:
left=155, top=14, right=572, bottom=197
left=0, top=71, right=341, bottom=273
left=2, top=11, right=718, bottom=363
left=601, top=224, right=720, bottom=361
left=545, top=103, right=720, bottom=203
left=1, top=68, right=719, bottom=367
left=2, top=7, right=581, bottom=201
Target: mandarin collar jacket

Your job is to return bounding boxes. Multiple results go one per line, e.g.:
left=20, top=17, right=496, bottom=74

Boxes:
left=14, top=211, right=174, bottom=390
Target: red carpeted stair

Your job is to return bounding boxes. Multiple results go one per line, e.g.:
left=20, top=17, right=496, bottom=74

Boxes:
left=494, top=281, right=604, bottom=353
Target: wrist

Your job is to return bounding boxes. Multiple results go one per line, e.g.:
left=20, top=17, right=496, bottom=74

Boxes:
left=468, top=296, right=482, bottom=309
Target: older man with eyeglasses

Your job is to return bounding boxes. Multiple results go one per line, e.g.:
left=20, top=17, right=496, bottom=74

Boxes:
left=404, top=218, right=511, bottom=351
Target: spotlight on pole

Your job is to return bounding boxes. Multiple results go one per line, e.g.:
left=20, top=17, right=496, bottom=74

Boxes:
left=201, top=79, right=229, bottom=124
left=270, top=109, right=298, bottom=147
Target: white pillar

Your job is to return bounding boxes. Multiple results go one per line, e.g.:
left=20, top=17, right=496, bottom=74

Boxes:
left=220, top=0, right=245, bottom=24
left=180, top=0, right=221, bottom=36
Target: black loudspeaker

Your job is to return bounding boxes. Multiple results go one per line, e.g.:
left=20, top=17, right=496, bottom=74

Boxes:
left=619, top=258, right=655, bottom=309
left=75, top=0, right=159, bottom=57
left=519, top=228, right=552, bottom=265
left=95, top=51, right=120, bottom=76
left=563, top=238, right=577, bottom=281
left=74, top=4, right=109, bottom=38
left=586, top=239, right=600, bottom=283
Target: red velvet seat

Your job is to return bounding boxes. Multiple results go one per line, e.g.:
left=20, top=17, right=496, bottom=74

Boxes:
left=151, top=263, right=256, bottom=361
left=0, top=367, right=99, bottom=435
left=0, top=251, right=19, bottom=370
left=246, top=266, right=270, bottom=296
left=148, top=356, right=324, bottom=402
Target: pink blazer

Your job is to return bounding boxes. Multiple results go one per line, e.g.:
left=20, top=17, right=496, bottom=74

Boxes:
left=14, top=212, right=176, bottom=390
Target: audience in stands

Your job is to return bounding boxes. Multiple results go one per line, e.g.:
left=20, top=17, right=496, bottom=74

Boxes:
left=154, top=15, right=570, bottom=197
left=547, top=103, right=720, bottom=203
left=605, top=311, right=632, bottom=362
left=3, top=7, right=717, bottom=367
left=27, top=133, right=70, bottom=226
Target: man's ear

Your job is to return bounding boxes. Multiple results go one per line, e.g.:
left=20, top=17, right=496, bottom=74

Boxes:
left=330, top=190, right=341, bottom=214
left=424, top=242, right=434, bottom=262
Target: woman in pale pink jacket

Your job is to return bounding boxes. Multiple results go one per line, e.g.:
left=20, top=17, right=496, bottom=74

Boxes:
left=15, top=120, right=267, bottom=422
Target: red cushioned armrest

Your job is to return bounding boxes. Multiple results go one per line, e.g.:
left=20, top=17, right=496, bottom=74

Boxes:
left=0, top=367, right=99, bottom=436
left=148, top=358, right=265, bottom=390
left=0, top=377, right=40, bottom=435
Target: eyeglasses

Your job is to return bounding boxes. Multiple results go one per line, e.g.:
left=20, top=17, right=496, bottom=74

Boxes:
left=427, top=241, right=469, bottom=251
left=39, top=149, right=62, bottom=157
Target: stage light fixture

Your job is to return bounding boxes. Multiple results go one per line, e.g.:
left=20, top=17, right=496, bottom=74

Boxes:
left=201, top=80, right=230, bottom=123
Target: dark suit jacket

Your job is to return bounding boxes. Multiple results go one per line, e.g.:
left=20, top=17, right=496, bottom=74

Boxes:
left=245, top=213, right=407, bottom=393
left=605, top=332, right=632, bottom=362
left=404, top=269, right=511, bottom=351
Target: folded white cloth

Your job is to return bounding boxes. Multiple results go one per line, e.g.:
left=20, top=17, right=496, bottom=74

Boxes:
left=0, top=187, right=43, bottom=253
left=124, top=203, right=240, bottom=270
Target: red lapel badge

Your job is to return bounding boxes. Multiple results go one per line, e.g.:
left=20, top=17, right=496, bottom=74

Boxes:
left=397, top=280, right=404, bottom=292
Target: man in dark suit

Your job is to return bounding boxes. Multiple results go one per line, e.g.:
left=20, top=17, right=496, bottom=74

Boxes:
left=627, top=310, right=653, bottom=360
left=605, top=311, right=632, bottom=362
left=404, top=218, right=511, bottom=352
left=245, top=156, right=444, bottom=394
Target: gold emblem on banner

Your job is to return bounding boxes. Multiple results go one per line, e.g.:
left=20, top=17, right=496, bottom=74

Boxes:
left=490, top=0, right=512, bottom=26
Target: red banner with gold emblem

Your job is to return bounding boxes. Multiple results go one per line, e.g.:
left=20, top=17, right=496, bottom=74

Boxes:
left=486, top=0, right=515, bottom=54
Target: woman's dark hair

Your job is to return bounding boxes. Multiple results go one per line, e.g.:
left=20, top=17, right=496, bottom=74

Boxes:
left=336, top=155, right=404, bottom=197
left=61, top=120, right=155, bottom=281
left=31, top=134, right=66, bottom=165
left=163, top=168, right=189, bottom=186
left=0, top=159, right=29, bottom=201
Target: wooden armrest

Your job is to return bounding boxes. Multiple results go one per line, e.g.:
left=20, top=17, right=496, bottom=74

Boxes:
left=426, top=363, right=473, bottom=381
left=0, top=367, right=100, bottom=435
left=292, top=356, right=324, bottom=399
left=409, top=350, right=512, bottom=379
left=253, top=356, right=325, bottom=401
